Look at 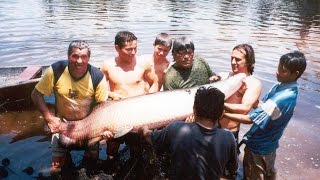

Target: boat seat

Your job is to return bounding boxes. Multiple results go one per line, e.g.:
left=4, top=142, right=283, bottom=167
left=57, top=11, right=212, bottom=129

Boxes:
left=17, top=66, right=43, bottom=81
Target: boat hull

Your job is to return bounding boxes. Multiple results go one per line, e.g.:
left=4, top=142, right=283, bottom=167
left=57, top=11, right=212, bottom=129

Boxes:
left=0, top=66, right=47, bottom=111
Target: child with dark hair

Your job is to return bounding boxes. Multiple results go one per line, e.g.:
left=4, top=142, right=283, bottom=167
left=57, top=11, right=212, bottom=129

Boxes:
left=148, top=33, right=173, bottom=91
left=224, top=51, right=307, bottom=179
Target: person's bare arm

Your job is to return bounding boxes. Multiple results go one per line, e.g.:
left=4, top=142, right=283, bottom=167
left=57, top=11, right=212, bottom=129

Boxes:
left=100, top=62, right=123, bottom=100
left=144, top=63, right=159, bottom=93
left=139, top=126, right=153, bottom=144
left=225, top=78, right=262, bottom=114
left=31, top=89, right=61, bottom=133
left=223, top=112, right=253, bottom=124
left=100, top=63, right=112, bottom=91
left=102, top=130, right=114, bottom=140
left=100, top=62, right=110, bottom=80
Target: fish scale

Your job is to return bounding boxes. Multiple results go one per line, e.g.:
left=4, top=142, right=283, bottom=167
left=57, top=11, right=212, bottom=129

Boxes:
left=59, top=73, right=246, bottom=148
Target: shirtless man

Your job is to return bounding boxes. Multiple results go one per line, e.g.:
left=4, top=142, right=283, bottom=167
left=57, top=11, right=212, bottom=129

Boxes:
left=219, top=44, right=262, bottom=144
left=147, top=33, right=173, bottom=91
left=100, top=31, right=158, bottom=166
left=101, top=31, right=158, bottom=99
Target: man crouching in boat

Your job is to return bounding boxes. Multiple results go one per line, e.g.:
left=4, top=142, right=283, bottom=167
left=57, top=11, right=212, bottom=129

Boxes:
left=31, top=40, right=113, bottom=178
left=139, top=86, right=238, bottom=179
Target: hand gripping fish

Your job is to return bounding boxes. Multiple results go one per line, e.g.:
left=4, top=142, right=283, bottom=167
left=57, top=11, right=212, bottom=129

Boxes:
left=58, top=73, right=246, bottom=148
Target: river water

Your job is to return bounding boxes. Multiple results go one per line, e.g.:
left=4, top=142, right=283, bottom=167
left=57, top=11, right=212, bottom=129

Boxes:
left=0, top=0, right=319, bottom=179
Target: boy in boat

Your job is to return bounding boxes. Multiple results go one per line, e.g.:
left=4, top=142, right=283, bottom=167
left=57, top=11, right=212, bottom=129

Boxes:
left=224, top=51, right=307, bottom=179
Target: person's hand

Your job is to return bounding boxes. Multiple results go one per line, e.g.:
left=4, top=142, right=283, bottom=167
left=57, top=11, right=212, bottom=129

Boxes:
left=44, top=115, right=62, bottom=133
left=138, top=126, right=149, bottom=136
left=138, top=126, right=152, bottom=144
left=102, top=130, right=114, bottom=140
left=109, top=92, right=123, bottom=100
left=185, top=114, right=195, bottom=123
left=209, top=75, right=221, bottom=83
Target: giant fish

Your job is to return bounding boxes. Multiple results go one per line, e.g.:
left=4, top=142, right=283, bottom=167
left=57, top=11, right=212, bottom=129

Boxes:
left=59, top=73, right=246, bottom=148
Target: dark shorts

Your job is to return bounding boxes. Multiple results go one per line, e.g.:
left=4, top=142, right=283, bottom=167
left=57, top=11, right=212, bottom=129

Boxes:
left=106, top=132, right=143, bottom=157
left=231, top=130, right=239, bottom=144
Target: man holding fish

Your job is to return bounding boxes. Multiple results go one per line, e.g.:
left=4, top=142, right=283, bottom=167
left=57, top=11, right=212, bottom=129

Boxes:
left=218, top=44, right=262, bottom=145
left=100, top=30, right=159, bottom=172
left=31, top=40, right=114, bottom=178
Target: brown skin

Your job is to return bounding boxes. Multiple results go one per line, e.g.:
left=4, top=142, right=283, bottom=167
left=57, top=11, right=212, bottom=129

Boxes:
left=150, top=44, right=171, bottom=91
left=173, top=49, right=194, bottom=69
left=31, top=89, right=61, bottom=133
left=68, top=48, right=90, bottom=79
left=100, top=39, right=159, bottom=158
left=101, top=40, right=159, bottom=99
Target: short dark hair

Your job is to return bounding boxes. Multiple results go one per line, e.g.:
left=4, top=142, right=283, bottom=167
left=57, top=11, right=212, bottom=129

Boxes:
left=280, top=51, right=307, bottom=80
left=115, top=31, right=137, bottom=49
left=194, top=86, right=225, bottom=121
left=233, top=44, right=255, bottom=74
left=154, top=33, right=173, bottom=48
left=68, top=40, right=91, bottom=57
left=172, top=36, right=195, bottom=55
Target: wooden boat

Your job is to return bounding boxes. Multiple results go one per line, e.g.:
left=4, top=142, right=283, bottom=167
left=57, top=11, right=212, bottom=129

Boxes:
left=0, top=65, right=48, bottom=112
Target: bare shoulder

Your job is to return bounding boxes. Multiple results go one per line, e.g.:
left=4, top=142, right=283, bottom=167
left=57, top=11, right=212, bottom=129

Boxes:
left=137, top=55, right=154, bottom=69
left=140, top=54, right=153, bottom=62
left=218, top=72, right=232, bottom=80
left=140, top=54, right=153, bottom=64
left=101, top=58, right=116, bottom=71
left=244, top=75, right=262, bottom=92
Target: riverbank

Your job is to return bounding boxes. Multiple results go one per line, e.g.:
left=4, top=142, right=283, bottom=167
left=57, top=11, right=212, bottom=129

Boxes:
left=238, top=116, right=320, bottom=180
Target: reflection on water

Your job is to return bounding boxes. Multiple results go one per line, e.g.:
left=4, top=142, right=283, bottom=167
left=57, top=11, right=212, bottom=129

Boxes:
left=0, top=0, right=319, bottom=179
left=0, top=0, right=318, bottom=114
left=0, top=1, right=319, bottom=91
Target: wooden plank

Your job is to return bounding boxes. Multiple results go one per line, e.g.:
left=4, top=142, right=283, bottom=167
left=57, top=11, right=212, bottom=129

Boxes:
left=17, top=66, right=42, bottom=81
left=0, top=79, right=40, bottom=111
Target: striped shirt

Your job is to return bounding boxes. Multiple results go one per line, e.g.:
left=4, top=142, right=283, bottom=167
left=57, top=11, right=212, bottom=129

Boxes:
left=243, top=81, right=298, bottom=154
